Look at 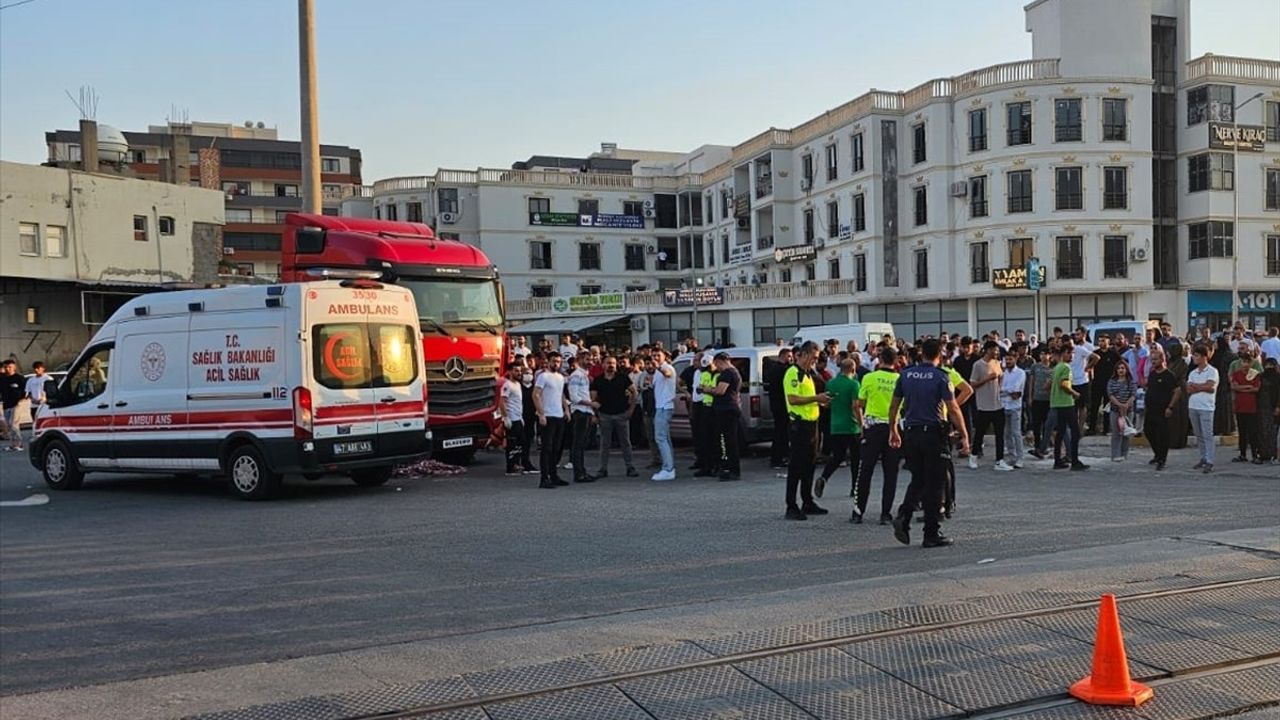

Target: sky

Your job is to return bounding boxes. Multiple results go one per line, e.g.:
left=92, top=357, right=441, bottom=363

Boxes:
left=2, top=0, right=1277, bottom=182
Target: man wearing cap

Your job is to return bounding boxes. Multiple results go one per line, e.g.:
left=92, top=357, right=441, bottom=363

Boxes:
left=855, top=347, right=901, bottom=525
left=784, top=341, right=831, bottom=520
left=706, top=351, right=743, bottom=480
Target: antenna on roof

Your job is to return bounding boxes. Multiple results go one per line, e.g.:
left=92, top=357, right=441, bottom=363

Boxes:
left=65, top=85, right=99, bottom=120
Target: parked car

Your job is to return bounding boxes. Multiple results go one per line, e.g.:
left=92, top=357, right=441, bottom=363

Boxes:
left=669, top=346, right=782, bottom=445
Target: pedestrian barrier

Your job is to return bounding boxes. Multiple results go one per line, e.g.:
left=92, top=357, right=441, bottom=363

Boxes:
left=1068, top=593, right=1155, bottom=706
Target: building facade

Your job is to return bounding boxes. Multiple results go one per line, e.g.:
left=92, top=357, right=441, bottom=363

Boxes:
left=362, top=0, right=1280, bottom=347
left=1, top=161, right=225, bottom=367
left=45, top=119, right=364, bottom=281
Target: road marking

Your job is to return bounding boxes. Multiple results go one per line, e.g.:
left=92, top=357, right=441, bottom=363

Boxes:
left=0, top=494, right=50, bottom=507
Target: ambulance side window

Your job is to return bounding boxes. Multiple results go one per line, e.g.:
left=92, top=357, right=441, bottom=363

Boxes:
left=313, top=324, right=371, bottom=390
left=63, top=345, right=113, bottom=405
left=372, top=324, right=418, bottom=387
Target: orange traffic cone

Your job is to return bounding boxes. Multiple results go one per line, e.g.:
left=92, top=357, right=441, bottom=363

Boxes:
left=1069, top=594, right=1154, bottom=706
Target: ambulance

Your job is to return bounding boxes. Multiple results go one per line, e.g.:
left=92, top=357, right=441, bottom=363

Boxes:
left=29, top=280, right=431, bottom=500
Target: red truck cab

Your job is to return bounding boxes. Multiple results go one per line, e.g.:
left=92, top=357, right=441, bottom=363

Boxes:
left=280, top=213, right=505, bottom=462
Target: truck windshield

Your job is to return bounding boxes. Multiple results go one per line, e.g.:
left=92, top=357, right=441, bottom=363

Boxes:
left=401, top=277, right=504, bottom=328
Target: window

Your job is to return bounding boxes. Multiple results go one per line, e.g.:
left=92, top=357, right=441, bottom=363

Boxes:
left=406, top=201, right=423, bottom=223
left=1188, top=152, right=1234, bottom=192
left=1008, top=170, right=1033, bottom=213
left=222, top=181, right=250, bottom=197
left=1007, top=101, right=1032, bottom=145
left=1055, top=236, right=1084, bottom=279
left=803, top=208, right=815, bottom=242
left=913, top=185, right=927, bottom=226
left=720, top=191, right=730, bottom=218
left=625, top=244, right=645, bottom=271
left=223, top=232, right=281, bottom=251
left=577, top=198, right=599, bottom=215
left=706, top=237, right=715, bottom=266
left=1102, top=98, right=1127, bottom=141
left=1103, top=235, right=1128, bottom=278
left=852, top=193, right=866, bottom=232
left=625, top=284, right=647, bottom=292
left=1103, top=166, right=1128, bottom=209
left=45, top=225, right=66, bottom=257
left=828, top=257, right=841, bottom=280
left=1266, top=168, right=1280, bottom=211
left=133, top=215, right=148, bottom=242
left=321, top=157, right=340, bottom=173
left=1267, top=101, right=1280, bottom=142
left=1009, top=237, right=1034, bottom=268
left=851, top=133, right=864, bottom=172
left=912, top=123, right=926, bottom=164
left=578, top=242, right=600, bottom=271
left=579, top=285, right=602, bottom=295
left=156, top=216, right=174, bottom=235
left=131, top=149, right=146, bottom=164
left=825, top=144, right=838, bottom=181
left=1187, top=84, right=1234, bottom=125
left=801, top=154, right=814, bottom=186
left=275, top=210, right=292, bottom=223
left=969, top=108, right=987, bottom=152
left=805, top=263, right=816, bottom=281
left=1055, top=167, right=1083, bottom=210
left=18, top=222, right=38, bottom=255
left=530, top=285, right=553, bottom=298
left=780, top=268, right=792, bottom=283
left=704, top=195, right=714, bottom=225
left=64, top=345, right=112, bottom=404
left=914, top=248, right=929, bottom=288
left=1188, top=221, right=1234, bottom=259
left=1267, top=235, right=1280, bottom=276
left=1054, top=98, right=1082, bottom=142
left=384, top=203, right=398, bottom=221
left=528, top=197, right=550, bottom=214
left=25, top=306, right=39, bottom=324
left=529, top=241, right=552, bottom=270
left=439, top=232, right=460, bottom=241
left=221, top=149, right=301, bottom=169
left=854, top=253, right=867, bottom=291
left=274, top=183, right=298, bottom=197
left=623, top=200, right=644, bottom=217
left=226, top=208, right=253, bottom=223
left=322, top=183, right=342, bottom=200
left=826, top=201, right=839, bottom=238
left=970, top=242, right=989, bottom=283
left=969, top=176, right=988, bottom=218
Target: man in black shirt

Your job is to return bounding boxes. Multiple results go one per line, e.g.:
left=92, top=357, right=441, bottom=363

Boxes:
left=951, top=338, right=980, bottom=444
left=1142, top=347, right=1181, bottom=471
left=591, top=356, right=637, bottom=478
left=1088, top=333, right=1121, bottom=435
left=766, top=347, right=793, bottom=468
left=707, top=352, right=742, bottom=480
left=1, top=360, right=26, bottom=452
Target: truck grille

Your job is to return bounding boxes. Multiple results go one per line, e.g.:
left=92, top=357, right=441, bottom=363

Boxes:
left=425, top=360, right=497, bottom=416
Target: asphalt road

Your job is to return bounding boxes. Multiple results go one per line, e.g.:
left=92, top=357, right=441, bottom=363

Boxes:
left=1, top=436, right=1276, bottom=697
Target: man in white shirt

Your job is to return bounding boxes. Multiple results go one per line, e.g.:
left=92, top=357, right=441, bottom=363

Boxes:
left=650, top=348, right=678, bottom=481
left=559, top=335, right=578, bottom=361
left=1261, top=327, right=1280, bottom=363
left=24, top=361, right=49, bottom=419
left=498, top=362, right=531, bottom=476
left=1069, top=331, right=1098, bottom=430
left=1186, top=345, right=1219, bottom=473
left=1000, top=353, right=1027, bottom=469
left=512, top=336, right=532, bottom=360
left=1228, top=325, right=1257, bottom=356
left=566, top=350, right=597, bottom=483
left=533, top=354, right=570, bottom=488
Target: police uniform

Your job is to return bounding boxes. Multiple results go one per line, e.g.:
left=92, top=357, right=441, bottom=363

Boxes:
left=696, top=367, right=718, bottom=474
left=855, top=367, right=900, bottom=524
left=784, top=365, right=823, bottom=515
left=892, top=362, right=957, bottom=546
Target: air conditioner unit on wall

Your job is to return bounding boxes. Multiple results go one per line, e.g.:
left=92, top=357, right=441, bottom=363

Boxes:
left=950, top=181, right=968, bottom=198
left=646, top=244, right=657, bottom=254
left=737, top=217, right=749, bottom=229
left=222, top=247, right=235, bottom=256
left=439, top=211, right=458, bottom=224
left=1129, top=246, right=1149, bottom=262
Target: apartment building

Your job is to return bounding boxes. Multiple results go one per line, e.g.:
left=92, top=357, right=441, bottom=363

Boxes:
left=362, top=0, right=1280, bottom=347
left=45, top=119, right=364, bottom=280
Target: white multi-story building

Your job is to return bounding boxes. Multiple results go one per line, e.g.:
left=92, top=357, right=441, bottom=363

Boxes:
left=360, top=0, right=1280, bottom=348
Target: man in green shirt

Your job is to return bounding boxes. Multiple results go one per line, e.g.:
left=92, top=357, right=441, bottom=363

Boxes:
left=815, top=358, right=861, bottom=504
left=1050, top=344, right=1086, bottom=470
left=854, top=347, right=901, bottom=525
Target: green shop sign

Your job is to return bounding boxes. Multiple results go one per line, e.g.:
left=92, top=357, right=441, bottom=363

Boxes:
left=551, top=293, right=625, bottom=314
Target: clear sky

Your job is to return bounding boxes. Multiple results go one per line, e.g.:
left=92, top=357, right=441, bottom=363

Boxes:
left=2, top=0, right=1277, bottom=181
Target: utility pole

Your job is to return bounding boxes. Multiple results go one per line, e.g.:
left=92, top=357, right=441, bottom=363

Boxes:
left=298, top=0, right=321, bottom=215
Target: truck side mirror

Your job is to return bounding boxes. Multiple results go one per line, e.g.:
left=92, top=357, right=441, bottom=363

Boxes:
left=296, top=227, right=326, bottom=254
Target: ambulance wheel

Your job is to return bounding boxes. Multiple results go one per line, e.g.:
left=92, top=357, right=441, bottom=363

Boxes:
left=42, top=440, right=84, bottom=491
left=351, top=467, right=392, bottom=487
left=226, top=445, right=281, bottom=500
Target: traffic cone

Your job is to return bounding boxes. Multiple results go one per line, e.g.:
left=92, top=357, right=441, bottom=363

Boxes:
left=1069, top=594, right=1154, bottom=706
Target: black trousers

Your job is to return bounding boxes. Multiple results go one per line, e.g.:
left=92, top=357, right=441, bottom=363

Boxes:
left=785, top=419, right=817, bottom=509
left=1087, top=380, right=1109, bottom=432
left=1030, top=399, right=1050, bottom=450
left=570, top=411, right=593, bottom=479
left=770, top=405, right=790, bottom=466
left=715, top=407, right=742, bottom=476
left=539, top=417, right=565, bottom=482
left=692, top=404, right=718, bottom=471
left=1052, top=406, right=1081, bottom=463
left=856, top=424, right=900, bottom=518
left=1145, top=410, right=1169, bottom=464
left=521, top=414, right=537, bottom=469
left=1236, top=412, right=1259, bottom=459
left=972, top=409, right=1005, bottom=461
left=505, top=420, right=525, bottom=472
left=897, top=424, right=950, bottom=538
left=820, top=433, right=861, bottom=494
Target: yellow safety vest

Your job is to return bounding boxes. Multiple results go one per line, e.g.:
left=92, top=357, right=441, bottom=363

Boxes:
left=699, top=370, right=717, bottom=407
left=784, top=365, right=819, bottom=421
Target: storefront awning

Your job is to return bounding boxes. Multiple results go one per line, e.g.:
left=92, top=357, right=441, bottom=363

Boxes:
left=510, top=314, right=628, bottom=336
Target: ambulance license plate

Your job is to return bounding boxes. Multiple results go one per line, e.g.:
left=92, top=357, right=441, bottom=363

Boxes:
left=333, top=440, right=373, bottom=456
left=440, top=437, right=473, bottom=450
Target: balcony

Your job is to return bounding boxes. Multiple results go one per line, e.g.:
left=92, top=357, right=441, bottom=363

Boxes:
left=507, top=279, right=856, bottom=319
left=1185, top=54, right=1280, bottom=83
left=225, top=193, right=303, bottom=210
left=754, top=179, right=773, bottom=199
left=756, top=235, right=774, bottom=250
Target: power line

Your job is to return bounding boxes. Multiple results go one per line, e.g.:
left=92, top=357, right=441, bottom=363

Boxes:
left=0, top=0, right=40, bottom=10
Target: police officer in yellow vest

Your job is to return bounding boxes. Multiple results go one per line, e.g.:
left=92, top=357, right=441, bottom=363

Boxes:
left=694, top=355, right=719, bottom=476
left=785, top=341, right=831, bottom=520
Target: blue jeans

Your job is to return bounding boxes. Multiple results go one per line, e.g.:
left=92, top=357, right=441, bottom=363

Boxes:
left=654, top=407, right=674, bottom=472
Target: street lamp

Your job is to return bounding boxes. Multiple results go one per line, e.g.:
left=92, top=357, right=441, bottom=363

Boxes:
left=1231, top=91, right=1265, bottom=328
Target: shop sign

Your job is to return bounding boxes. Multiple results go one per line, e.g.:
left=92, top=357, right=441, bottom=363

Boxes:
left=1187, top=290, right=1279, bottom=313
left=581, top=213, right=645, bottom=229
left=1208, top=122, right=1266, bottom=152
left=773, top=244, right=817, bottom=264
left=992, top=265, right=1047, bottom=290
left=728, top=242, right=753, bottom=265
left=662, top=287, right=725, bottom=307
left=837, top=224, right=852, bottom=241
left=528, top=212, right=581, bottom=226
left=550, top=292, right=625, bottom=314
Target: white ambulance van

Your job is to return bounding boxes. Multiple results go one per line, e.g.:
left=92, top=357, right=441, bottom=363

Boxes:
left=29, top=280, right=431, bottom=500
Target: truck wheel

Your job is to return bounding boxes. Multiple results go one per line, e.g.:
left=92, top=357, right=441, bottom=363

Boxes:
left=351, top=466, right=393, bottom=487
left=42, top=440, right=84, bottom=491
left=226, top=445, right=281, bottom=500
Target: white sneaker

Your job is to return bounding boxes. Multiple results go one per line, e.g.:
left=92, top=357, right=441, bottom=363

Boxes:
left=994, top=460, right=1014, bottom=471
left=968, top=456, right=979, bottom=470
left=1111, top=456, right=1123, bottom=462
left=1012, top=460, right=1024, bottom=469
left=651, top=469, right=676, bottom=482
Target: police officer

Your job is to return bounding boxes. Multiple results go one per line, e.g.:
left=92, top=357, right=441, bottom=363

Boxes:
left=889, top=339, right=969, bottom=548
left=784, top=341, right=831, bottom=520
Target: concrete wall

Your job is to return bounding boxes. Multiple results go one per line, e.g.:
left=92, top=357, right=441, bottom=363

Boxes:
left=0, top=283, right=98, bottom=369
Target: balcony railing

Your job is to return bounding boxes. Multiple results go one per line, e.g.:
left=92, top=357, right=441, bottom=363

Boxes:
left=754, top=180, right=773, bottom=199
left=507, top=279, right=858, bottom=319
left=1185, top=54, right=1280, bottom=83
left=756, top=235, right=774, bottom=250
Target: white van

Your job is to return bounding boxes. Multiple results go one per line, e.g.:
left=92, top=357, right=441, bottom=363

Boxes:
left=1085, top=320, right=1159, bottom=345
left=791, top=322, right=895, bottom=350
left=29, top=280, right=431, bottom=500
left=670, top=346, right=780, bottom=444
